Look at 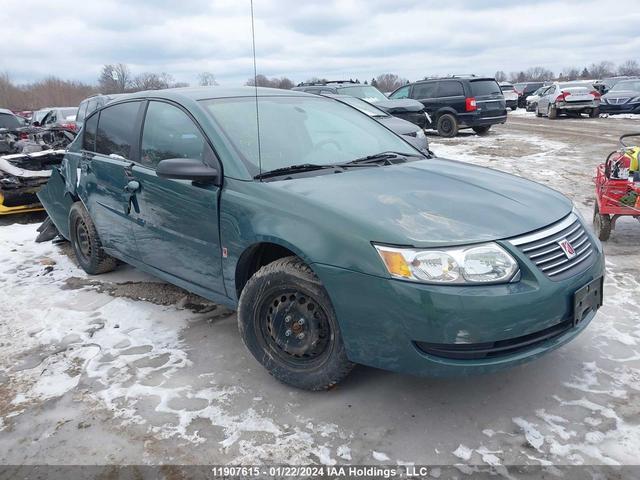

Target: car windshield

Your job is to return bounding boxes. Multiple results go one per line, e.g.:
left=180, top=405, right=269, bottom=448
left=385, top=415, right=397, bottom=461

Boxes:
left=337, top=85, right=388, bottom=103
left=331, top=96, right=388, bottom=117
left=0, top=113, right=22, bottom=129
left=470, top=80, right=501, bottom=95
left=201, top=96, right=417, bottom=176
left=610, top=81, right=640, bottom=92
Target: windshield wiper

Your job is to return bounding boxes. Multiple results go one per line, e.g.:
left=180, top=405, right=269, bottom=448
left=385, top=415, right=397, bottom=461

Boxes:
left=254, top=163, right=339, bottom=179
left=343, top=151, right=424, bottom=166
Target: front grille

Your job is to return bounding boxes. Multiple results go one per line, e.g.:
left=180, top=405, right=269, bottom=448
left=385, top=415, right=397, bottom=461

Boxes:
left=415, top=319, right=573, bottom=360
left=609, top=97, right=630, bottom=105
left=508, top=213, right=595, bottom=281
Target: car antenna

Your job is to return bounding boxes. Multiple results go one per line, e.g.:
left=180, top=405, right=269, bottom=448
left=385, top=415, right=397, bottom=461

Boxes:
left=250, top=0, right=263, bottom=179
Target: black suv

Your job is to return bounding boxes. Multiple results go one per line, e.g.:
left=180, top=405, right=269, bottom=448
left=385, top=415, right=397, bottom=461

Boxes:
left=513, top=82, right=544, bottom=108
left=292, top=81, right=428, bottom=128
left=389, top=76, right=506, bottom=137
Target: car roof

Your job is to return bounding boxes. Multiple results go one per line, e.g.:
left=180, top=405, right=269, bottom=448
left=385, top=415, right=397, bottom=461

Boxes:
left=116, top=86, right=310, bottom=103
left=414, top=77, right=495, bottom=84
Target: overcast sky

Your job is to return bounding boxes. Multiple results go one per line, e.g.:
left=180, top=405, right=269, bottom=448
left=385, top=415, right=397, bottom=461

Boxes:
left=3, top=0, right=640, bottom=86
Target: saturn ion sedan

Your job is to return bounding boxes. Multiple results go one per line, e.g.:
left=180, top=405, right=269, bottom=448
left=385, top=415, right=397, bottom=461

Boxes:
left=38, top=87, right=604, bottom=390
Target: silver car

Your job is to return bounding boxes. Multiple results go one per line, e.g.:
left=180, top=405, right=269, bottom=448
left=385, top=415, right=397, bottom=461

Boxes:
left=536, top=82, right=601, bottom=119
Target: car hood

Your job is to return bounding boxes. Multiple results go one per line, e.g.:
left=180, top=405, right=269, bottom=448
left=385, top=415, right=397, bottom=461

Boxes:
left=378, top=115, right=420, bottom=136
left=373, top=98, right=425, bottom=113
left=269, top=158, right=572, bottom=247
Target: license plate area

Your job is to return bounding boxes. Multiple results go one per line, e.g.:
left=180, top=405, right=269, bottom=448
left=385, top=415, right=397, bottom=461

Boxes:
left=573, top=277, right=603, bottom=326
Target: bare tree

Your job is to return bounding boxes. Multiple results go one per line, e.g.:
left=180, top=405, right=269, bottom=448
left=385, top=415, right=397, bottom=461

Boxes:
left=494, top=71, right=507, bottom=83
left=560, top=67, right=580, bottom=81
left=374, top=74, right=407, bottom=92
left=246, top=74, right=295, bottom=89
left=98, top=63, right=131, bottom=93
left=618, top=60, right=640, bottom=76
left=580, top=67, right=590, bottom=79
left=588, top=61, right=615, bottom=79
left=525, top=67, right=554, bottom=81
left=0, top=73, right=96, bottom=110
left=198, top=72, right=219, bottom=86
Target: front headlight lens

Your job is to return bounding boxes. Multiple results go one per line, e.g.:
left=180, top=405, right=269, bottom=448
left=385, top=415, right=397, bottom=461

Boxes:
left=374, top=243, right=518, bottom=284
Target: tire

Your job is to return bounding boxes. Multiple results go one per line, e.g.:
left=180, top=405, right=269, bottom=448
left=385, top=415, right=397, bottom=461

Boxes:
left=593, top=203, right=611, bottom=241
left=510, top=106, right=517, bottom=111
left=536, top=105, right=542, bottom=117
left=436, top=113, right=458, bottom=137
left=548, top=105, right=558, bottom=119
left=69, top=202, right=118, bottom=274
left=472, top=125, right=491, bottom=135
left=237, top=256, right=355, bottom=391
left=590, top=107, right=600, bottom=118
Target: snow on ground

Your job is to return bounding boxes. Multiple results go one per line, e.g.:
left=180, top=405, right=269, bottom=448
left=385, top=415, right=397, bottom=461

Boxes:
left=0, top=222, right=353, bottom=464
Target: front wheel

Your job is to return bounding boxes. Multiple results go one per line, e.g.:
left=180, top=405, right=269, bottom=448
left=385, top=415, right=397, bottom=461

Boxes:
left=472, top=125, right=491, bottom=135
left=536, top=105, right=542, bottom=117
left=436, top=113, right=458, bottom=137
left=593, top=203, right=611, bottom=241
left=237, top=256, right=355, bottom=390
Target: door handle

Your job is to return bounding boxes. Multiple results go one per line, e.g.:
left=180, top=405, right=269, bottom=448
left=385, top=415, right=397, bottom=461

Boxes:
left=123, top=180, right=141, bottom=214
left=124, top=180, right=140, bottom=193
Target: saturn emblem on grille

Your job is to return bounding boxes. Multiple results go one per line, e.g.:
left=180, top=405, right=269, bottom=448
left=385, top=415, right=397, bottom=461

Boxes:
left=558, top=239, right=576, bottom=259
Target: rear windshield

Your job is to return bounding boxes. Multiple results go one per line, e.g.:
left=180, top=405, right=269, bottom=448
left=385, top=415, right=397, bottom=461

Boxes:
left=337, top=85, right=388, bottom=103
left=500, top=85, right=515, bottom=92
left=470, top=80, right=501, bottom=96
left=0, top=113, right=21, bottom=129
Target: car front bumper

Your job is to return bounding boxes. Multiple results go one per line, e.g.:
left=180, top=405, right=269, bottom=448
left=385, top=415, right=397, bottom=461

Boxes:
left=599, top=101, right=640, bottom=114
left=313, top=239, right=604, bottom=377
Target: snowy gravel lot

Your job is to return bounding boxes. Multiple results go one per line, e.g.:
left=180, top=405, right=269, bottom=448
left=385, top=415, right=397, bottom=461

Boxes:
left=1, top=111, right=639, bottom=469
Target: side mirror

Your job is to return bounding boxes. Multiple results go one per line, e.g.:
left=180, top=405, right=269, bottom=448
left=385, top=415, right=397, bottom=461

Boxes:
left=156, top=158, right=219, bottom=183
left=32, top=121, right=41, bottom=127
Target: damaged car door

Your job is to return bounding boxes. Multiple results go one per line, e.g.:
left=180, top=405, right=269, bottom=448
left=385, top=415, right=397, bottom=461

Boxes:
left=79, top=101, right=143, bottom=257
left=128, top=100, right=225, bottom=294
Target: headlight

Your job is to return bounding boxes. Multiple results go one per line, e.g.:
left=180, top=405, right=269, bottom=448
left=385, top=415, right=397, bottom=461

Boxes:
left=374, top=243, right=519, bottom=284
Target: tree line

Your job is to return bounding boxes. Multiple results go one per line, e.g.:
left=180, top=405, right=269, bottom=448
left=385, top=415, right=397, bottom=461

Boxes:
left=495, top=60, right=640, bottom=83
left=2, top=59, right=639, bottom=111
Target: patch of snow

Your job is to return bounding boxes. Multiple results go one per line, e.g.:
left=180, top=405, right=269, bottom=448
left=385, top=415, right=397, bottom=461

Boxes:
left=452, top=444, right=473, bottom=461
left=372, top=450, right=390, bottom=462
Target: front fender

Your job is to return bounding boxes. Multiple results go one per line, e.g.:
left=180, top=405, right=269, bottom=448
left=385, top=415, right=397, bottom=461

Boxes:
left=219, top=178, right=387, bottom=303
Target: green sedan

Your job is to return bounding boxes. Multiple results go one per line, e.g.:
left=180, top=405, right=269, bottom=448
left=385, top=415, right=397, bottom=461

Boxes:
left=38, top=87, right=604, bottom=390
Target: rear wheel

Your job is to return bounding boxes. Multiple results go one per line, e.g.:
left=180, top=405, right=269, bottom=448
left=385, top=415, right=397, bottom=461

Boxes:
left=238, top=256, right=355, bottom=390
left=548, top=105, right=558, bottom=119
left=436, top=113, right=458, bottom=137
left=69, top=202, right=117, bottom=274
left=472, top=125, right=491, bottom=135
left=593, top=203, right=611, bottom=241
left=590, top=107, right=600, bottom=118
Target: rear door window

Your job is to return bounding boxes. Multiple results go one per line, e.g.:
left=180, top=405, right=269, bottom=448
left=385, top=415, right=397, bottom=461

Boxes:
left=470, top=80, right=502, bottom=96
left=83, top=113, right=98, bottom=151
left=140, top=101, right=208, bottom=169
left=437, top=81, right=464, bottom=97
left=95, top=101, right=141, bottom=159
left=413, top=83, right=438, bottom=99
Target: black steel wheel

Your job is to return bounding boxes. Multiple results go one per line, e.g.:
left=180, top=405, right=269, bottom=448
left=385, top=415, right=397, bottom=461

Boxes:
left=238, top=256, right=354, bottom=390
left=69, top=202, right=117, bottom=274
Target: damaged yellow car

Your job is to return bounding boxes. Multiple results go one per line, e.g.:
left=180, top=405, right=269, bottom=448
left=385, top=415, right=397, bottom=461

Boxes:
left=0, top=108, right=76, bottom=215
